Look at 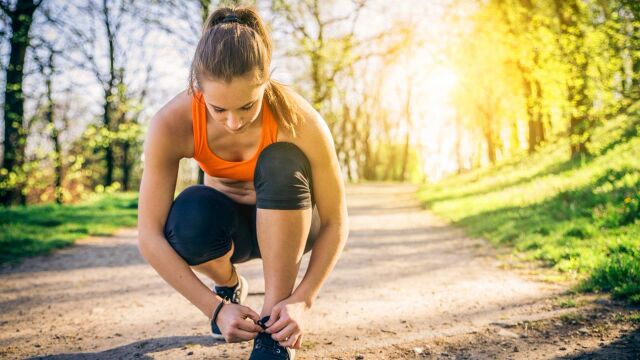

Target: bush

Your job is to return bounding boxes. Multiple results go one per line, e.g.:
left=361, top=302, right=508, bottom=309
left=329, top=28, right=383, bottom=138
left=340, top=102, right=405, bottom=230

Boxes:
left=581, top=239, right=640, bottom=305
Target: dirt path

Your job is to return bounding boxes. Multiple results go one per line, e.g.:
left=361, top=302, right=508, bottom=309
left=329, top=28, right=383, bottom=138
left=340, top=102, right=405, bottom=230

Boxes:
left=0, top=183, right=637, bottom=359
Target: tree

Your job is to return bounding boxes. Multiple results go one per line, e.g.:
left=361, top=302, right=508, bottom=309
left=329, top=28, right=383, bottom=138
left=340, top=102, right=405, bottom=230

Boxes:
left=0, top=0, right=44, bottom=206
left=48, top=0, right=149, bottom=188
left=271, top=0, right=409, bottom=178
left=552, top=0, right=592, bottom=158
left=32, top=39, right=64, bottom=203
left=495, top=0, right=547, bottom=154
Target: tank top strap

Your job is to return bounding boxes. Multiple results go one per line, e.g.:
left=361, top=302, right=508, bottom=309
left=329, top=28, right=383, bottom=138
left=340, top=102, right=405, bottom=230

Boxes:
left=261, top=99, right=279, bottom=144
left=191, top=90, right=207, bottom=158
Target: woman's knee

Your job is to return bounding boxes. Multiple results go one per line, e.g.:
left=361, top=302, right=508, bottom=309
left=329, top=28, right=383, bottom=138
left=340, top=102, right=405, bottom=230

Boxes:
left=163, top=185, right=237, bottom=265
left=254, top=142, right=314, bottom=210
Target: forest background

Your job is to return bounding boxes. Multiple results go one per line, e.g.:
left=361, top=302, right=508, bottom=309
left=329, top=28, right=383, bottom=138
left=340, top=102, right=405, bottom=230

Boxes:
left=1, top=0, right=639, bottom=303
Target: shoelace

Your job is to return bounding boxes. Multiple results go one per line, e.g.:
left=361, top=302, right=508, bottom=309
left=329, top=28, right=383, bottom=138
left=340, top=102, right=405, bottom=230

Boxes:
left=255, top=316, right=287, bottom=354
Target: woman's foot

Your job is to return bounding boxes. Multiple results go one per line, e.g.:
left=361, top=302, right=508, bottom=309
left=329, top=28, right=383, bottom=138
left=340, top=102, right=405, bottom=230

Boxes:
left=211, top=266, right=249, bottom=339
left=249, top=316, right=296, bottom=360
left=214, top=271, right=249, bottom=304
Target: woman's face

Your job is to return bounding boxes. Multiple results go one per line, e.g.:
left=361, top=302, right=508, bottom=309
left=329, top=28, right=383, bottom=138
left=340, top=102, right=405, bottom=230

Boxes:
left=200, top=72, right=266, bottom=135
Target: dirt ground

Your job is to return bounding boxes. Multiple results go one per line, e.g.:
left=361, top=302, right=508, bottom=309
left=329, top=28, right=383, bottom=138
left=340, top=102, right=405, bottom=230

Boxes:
left=0, top=183, right=638, bottom=359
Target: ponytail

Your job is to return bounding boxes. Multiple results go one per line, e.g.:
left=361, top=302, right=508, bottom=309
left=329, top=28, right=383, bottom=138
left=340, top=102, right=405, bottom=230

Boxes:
left=265, top=79, right=304, bottom=137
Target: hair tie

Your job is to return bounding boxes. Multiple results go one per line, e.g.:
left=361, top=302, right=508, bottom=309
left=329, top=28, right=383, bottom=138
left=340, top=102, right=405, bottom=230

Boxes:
left=221, top=14, right=240, bottom=24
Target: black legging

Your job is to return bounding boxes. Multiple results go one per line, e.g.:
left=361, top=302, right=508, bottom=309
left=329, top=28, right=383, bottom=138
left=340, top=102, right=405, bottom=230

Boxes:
left=163, top=142, right=321, bottom=265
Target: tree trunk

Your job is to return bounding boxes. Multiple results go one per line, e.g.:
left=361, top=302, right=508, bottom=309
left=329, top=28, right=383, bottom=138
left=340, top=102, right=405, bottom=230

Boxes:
left=349, top=104, right=361, bottom=182
left=340, top=103, right=352, bottom=181
left=483, top=115, right=496, bottom=165
left=400, top=131, right=410, bottom=181
left=399, top=78, right=412, bottom=181
left=103, top=94, right=114, bottom=187
left=44, top=52, right=64, bottom=204
left=1, top=0, right=40, bottom=206
left=122, top=139, right=130, bottom=191
left=361, top=113, right=374, bottom=180
left=534, top=78, right=545, bottom=144
left=102, top=0, right=117, bottom=186
left=455, top=114, right=464, bottom=173
left=196, top=0, right=212, bottom=185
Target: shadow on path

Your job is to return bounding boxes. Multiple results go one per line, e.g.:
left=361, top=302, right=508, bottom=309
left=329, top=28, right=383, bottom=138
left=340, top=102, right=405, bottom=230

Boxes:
left=558, top=328, right=640, bottom=359
left=1, top=240, right=145, bottom=275
left=28, top=336, right=223, bottom=360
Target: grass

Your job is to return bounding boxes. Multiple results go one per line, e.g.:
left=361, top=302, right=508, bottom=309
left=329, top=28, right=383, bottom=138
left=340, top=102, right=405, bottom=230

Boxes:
left=419, top=113, right=640, bottom=304
left=559, top=299, right=577, bottom=309
left=0, top=192, right=138, bottom=264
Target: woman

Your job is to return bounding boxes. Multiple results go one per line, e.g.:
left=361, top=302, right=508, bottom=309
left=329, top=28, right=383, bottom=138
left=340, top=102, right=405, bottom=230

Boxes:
left=136, top=6, right=348, bottom=360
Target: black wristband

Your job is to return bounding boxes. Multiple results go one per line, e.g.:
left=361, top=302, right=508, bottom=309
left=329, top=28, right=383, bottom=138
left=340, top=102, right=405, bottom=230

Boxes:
left=212, top=299, right=228, bottom=327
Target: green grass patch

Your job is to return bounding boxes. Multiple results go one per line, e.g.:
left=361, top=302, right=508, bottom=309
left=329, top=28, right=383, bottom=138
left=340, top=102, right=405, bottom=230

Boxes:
left=0, top=192, right=138, bottom=264
left=628, top=312, right=640, bottom=324
left=419, top=113, right=640, bottom=304
left=559, top=299, right=577, bottom=308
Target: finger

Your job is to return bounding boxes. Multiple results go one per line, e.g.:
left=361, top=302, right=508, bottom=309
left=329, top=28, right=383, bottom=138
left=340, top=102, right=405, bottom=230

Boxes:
left=265, top=306, right=280, bottom=327
left=240, top=306, right=261, bottom=323
left=229, top=328, right=260, bottom=342
left=293, top=334, right=303, bottom=349
left=272, top=323, right=298, bottom=342
left=266, top=315, right=289, bottom=334
left=279, top=335, right=296, bottom=348
left=236, top=317, right=264, bottom=333
left=279, top=330, right=301, bottom=348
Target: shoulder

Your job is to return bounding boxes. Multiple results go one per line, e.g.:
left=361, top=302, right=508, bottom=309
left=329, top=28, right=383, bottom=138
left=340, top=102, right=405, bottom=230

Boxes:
left=281, top=88, right=333, bottom=147
left=280, top=88, right=339, bottom=170
left=145, top=89, right=194, bottom=159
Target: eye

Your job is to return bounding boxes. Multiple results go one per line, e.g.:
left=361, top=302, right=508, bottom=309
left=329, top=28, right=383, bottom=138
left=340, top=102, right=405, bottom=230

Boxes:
left=213, top=107, right=225, bottom=113
left=241, top=103, right=254, bottom=111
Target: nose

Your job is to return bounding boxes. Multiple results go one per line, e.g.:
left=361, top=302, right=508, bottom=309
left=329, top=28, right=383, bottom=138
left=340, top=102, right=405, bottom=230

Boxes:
left=226, top=113, right=243, bottom=130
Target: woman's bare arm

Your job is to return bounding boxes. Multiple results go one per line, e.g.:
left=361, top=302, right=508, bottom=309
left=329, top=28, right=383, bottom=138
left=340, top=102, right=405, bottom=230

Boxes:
left=286, top=95, right=349, bottom=308
left=137, top=100, right=220, bottom=319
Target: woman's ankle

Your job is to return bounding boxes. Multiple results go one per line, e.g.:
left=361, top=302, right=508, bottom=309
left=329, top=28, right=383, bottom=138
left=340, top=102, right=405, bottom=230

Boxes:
left=216, top=265, right=239, bottom=288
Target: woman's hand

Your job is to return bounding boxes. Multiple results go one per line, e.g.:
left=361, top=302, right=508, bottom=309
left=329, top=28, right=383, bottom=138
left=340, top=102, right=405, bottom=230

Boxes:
left=264, top=298, right=309, bottom=349
left=216, top=303, right=263, bottom=343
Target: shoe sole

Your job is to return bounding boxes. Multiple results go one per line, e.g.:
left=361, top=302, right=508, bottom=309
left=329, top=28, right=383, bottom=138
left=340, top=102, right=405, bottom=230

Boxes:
left=211, top=332, right=225, bottom=340
left=211, top=273, right=249, bottom=340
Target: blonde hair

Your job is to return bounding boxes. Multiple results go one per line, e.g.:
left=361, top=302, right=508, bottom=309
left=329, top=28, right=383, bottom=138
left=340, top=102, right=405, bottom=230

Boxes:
left=188, top=7, right=303, bottom=136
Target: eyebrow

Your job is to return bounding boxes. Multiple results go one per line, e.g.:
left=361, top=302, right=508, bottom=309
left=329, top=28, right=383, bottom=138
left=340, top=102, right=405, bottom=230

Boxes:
left=207, top=99, right=257, bottom=110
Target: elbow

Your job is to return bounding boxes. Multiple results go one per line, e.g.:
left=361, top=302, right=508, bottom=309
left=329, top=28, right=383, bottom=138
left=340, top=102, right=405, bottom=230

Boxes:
left=137, top=235, right=150, bottom=262
left=322, top=217, right=349, bottom=244
left=136, top=229, right=157, bottom=263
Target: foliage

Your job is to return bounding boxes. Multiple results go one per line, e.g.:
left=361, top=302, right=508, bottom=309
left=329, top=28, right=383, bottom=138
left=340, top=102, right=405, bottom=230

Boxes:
left=419, top=113, right=640, bottom=303
left=449, top=0, right=640, bottom=164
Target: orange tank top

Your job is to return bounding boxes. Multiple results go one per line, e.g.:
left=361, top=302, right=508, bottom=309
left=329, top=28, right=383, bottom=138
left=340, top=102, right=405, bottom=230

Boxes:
left=191, top=91, right=279, bottom=182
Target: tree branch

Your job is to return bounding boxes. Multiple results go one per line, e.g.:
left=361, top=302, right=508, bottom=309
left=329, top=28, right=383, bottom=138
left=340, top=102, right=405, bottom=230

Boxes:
left=0, top=0, right=12, bottom=16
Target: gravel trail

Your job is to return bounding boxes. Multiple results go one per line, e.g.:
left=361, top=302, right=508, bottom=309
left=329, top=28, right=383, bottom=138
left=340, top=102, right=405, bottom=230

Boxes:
left=0, top=183, right=567, bottom=359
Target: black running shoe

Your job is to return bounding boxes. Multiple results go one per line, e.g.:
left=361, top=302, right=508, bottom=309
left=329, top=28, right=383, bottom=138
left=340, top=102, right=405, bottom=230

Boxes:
left=211, top=266, right=248, bottom=339
left=248, top=316, right=296, bottom=360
